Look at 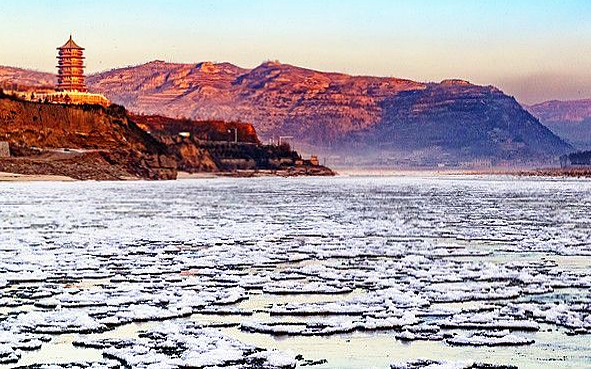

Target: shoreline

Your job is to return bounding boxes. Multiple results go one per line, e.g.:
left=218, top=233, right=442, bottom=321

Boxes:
left=0, top=171, right=76, bottom=182
left=335, top=167, right=591, bottom=179
left=2, top=167, right=590, bottom=182
left=0, top=167, right=336, bottom=182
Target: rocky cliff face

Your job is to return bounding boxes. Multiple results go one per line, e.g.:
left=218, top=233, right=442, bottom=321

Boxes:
left=0, top=95, right=177, bottom=179
left=131, top=114, right=261, bottom=172
left=527, top=99, right=591, bottom=150
left=131, top=114, right=260, bottom=144
left=130, top=114, right=333, bottom=174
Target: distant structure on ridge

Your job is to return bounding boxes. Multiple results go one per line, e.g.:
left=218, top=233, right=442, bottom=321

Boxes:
left=56, top=35, right=87, bottom=92
left=0, top=35, right=109, bottom=106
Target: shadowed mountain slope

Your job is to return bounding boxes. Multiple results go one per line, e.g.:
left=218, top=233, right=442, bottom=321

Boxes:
left=352, top=81, right=571, bottom=159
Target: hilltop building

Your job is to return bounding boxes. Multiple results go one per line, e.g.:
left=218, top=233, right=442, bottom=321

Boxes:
left=5, top=35, right=113, bottom=107
left=56, top=35, right=86, bottom=92
left=0, top=35, right=110, bottom=107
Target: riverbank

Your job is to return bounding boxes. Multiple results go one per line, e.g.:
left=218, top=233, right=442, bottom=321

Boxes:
left=0, top=151, right=152, bottom=181
left=518, top=167, right=591, bottom=178
left=3, top=165, right=589, bottom=182
left=0, top=163, right=336, bottom=182
left=0, top=171, right=75, bottom=182
left=336, top=166, right=591, bottom=179
left=216, top=165, right=336, bottom=177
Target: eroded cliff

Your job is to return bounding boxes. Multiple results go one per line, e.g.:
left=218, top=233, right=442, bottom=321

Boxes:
left=0, top=95, right=177, bottom=180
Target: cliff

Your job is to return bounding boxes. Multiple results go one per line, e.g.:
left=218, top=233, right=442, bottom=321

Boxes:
left=0, top=91, right=333, bottom=178
left=0, top=94, right=177, bottom=180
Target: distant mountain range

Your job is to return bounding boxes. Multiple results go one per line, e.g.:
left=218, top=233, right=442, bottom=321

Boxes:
left=0, top=61, right=573, bottom=166
left=527, top=99, right=591, bottom=150
left=0, top=65, right=55, bottom=90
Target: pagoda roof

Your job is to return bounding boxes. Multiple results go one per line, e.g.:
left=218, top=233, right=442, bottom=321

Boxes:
left=57, top=35, right=84, bottom=50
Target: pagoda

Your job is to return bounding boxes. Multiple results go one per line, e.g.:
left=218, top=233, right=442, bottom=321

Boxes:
left=56, top=35, right=86, bottom=92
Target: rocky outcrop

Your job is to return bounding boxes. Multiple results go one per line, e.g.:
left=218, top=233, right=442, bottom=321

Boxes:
left=130, top=114, right=258, bottom=173
left=131, top=114, right=260, bottom=144
left=0, top=95, right=177, bottom=179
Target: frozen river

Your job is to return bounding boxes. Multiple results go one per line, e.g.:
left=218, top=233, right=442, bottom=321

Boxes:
left=0, top=175, right=590, bottom=368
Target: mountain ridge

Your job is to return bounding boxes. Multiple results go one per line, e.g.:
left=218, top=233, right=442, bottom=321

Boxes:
left=86, top=60, right=426, bottom=144
left=527, top=98, right=591, bottom=123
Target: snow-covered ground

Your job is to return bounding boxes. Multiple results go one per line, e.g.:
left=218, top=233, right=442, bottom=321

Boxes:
left=0, top=175, right=590, bottom=368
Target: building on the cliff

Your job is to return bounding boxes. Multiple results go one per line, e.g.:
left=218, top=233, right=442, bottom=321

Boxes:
left=45, top=91, right=110, bottom=107
left=4, top=90, right=109, bottom=107
left=1, top=36, right=109, bottom=107
left=309, top=155, right=320, bottom=166
left=57, top=35, right=86, bottom=92
left=39, top=35, right=110, bottom=107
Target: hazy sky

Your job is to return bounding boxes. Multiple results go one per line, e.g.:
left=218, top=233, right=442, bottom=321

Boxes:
left=1, top=0, right=590, bottom=104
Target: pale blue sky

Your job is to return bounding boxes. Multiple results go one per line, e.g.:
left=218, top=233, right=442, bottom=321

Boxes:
left=1, top=0, right=590, bottom=103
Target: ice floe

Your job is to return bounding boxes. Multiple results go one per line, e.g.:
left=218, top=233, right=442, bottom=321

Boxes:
left=78, top=322, right=296, bottom=369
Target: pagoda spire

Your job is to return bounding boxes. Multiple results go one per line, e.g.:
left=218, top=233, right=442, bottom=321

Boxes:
left=56, top=35, right=86, bottom=92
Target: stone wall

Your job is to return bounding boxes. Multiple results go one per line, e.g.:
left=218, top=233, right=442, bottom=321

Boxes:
left=0, top=142, right=9, bottom=158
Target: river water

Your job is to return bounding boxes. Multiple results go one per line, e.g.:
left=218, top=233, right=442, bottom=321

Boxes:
left=0, top=175, right=590, bottom=368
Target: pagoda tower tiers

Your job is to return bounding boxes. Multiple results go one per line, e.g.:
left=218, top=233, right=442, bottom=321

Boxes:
left=56, top=35, right=86, bottom=92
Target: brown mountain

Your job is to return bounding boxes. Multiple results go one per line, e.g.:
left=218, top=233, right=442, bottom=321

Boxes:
left=1, top=62, right=571, bottom=164
left=86, top=61, right=570, bottom=163
left=528, top=99, right=591, bottom=123
left=86, top=60, right=423, bottom=146
left=527, top=99, right=591, bottom=149
left=0, top=65, right=55, bottom=90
